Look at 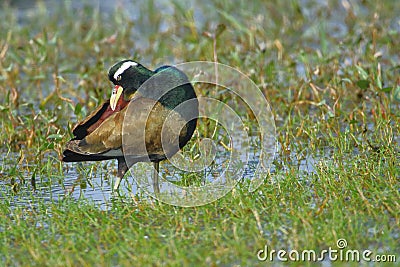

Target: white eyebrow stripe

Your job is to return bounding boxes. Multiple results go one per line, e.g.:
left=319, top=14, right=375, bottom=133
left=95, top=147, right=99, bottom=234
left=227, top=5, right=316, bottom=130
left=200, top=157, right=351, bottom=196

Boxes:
left=113, top=61, right=138, bottom=80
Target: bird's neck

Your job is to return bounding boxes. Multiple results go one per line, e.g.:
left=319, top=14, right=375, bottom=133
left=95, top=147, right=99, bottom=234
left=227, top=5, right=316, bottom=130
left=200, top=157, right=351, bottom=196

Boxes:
left=124, top=69, right=154, bottom=100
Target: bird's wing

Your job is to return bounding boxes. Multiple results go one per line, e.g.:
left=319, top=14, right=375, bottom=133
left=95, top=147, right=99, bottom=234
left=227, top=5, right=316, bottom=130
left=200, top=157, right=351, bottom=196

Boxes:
left=71, top=101, right=110, bottom=140
left=65, top=103, right=127, bottom=155
left=65, top=96, right=188, bottom=160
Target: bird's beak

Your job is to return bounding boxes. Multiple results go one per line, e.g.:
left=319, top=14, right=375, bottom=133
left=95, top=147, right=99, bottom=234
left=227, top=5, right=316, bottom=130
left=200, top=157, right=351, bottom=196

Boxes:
left=110, top=85, right=123, bottom=111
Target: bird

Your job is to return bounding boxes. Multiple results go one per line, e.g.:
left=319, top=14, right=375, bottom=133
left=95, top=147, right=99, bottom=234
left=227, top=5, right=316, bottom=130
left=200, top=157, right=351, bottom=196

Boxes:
left=63, top=60, right=198, bottom=192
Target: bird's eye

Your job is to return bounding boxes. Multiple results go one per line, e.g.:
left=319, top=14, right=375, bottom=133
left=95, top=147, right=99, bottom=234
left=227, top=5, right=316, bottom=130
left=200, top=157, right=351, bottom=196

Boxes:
left=116, top=75, right=122, bottom=81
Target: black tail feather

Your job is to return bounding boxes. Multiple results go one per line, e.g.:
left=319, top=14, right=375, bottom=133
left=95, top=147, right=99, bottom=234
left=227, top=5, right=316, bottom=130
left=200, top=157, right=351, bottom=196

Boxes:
left=62, top=149, right=118, bottom=162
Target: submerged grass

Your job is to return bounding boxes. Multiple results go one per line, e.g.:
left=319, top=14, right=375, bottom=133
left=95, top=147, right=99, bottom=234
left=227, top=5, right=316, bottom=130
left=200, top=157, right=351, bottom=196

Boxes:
left=0, top=0, right=399, bottom=266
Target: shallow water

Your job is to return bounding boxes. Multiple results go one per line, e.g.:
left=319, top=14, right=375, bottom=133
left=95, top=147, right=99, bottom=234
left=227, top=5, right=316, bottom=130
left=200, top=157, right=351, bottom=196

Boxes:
left=0, top=140, right=324, bottom=210
left=1, top=0, right=397, bottom=209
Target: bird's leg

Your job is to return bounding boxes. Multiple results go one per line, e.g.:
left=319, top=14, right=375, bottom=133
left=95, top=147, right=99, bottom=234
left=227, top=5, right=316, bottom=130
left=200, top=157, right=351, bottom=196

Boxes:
left=153, top=162, right=160, bottom=194
left=114, top=158, right=128, bottom=191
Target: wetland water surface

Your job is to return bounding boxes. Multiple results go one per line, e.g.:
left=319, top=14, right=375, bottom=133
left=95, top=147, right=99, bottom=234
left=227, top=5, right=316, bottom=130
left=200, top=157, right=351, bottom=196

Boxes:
left=1, top=1, right=398, bottom=208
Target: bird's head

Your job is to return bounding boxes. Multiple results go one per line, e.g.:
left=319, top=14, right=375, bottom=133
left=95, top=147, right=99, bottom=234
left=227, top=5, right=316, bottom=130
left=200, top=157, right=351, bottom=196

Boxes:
left=108, top=59, right=153, bottom=110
